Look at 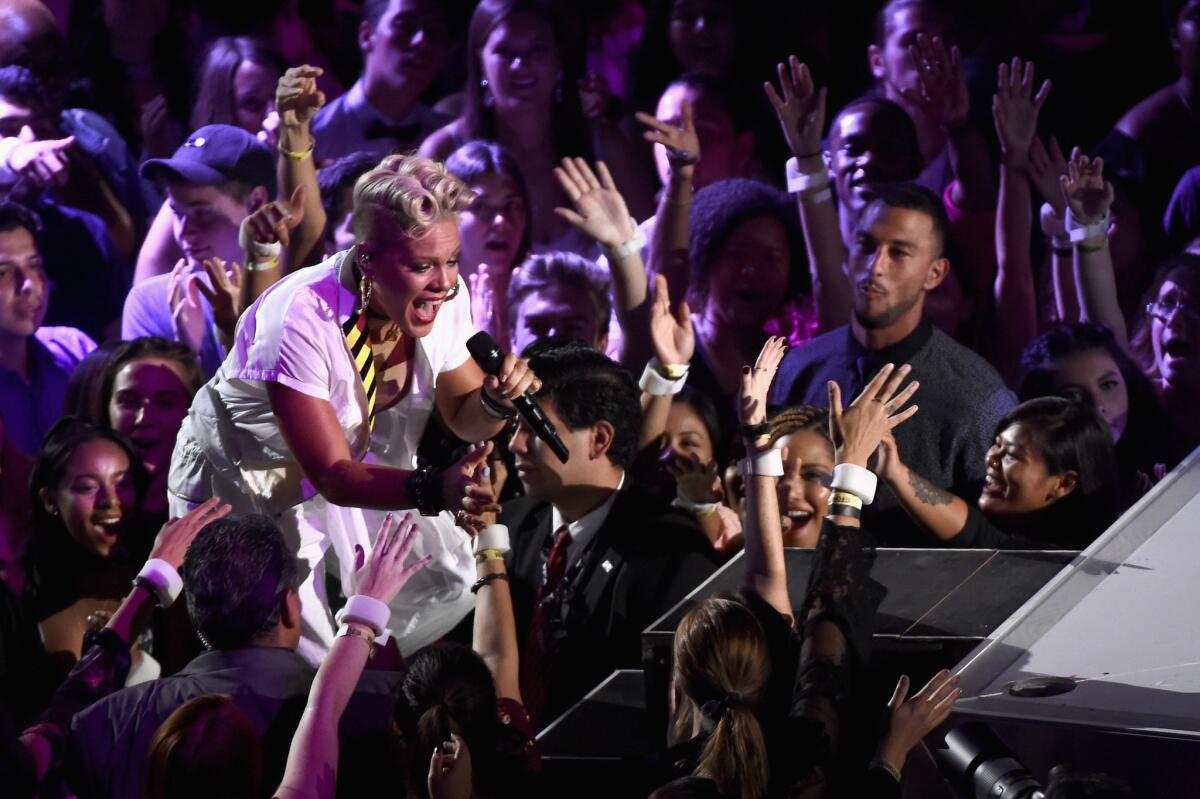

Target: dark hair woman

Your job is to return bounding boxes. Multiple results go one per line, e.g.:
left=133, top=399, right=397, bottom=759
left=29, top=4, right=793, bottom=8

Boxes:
left=28, top=418, right=149, bottom=683
left=191, top=36, right=286, bottom=145
left=1020, top=323, right=1188, bottom=496
left=873, top=395, right=1124, bottom=550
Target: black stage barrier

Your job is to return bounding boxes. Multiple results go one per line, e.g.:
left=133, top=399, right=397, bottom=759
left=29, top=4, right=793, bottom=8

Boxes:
left=535, top=547, right=1075, bottom=797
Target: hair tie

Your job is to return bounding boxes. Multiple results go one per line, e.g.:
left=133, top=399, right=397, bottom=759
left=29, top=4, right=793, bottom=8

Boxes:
left=699, top=691, right=743, bottom=721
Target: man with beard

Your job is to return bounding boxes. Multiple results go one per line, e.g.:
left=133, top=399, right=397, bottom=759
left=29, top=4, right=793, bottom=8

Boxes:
left=770, top=183, right=1015, bottom=546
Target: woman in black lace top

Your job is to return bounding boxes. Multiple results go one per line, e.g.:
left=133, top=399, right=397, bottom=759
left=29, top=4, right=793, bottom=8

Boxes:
left=661, top=341, right=961, bottom=798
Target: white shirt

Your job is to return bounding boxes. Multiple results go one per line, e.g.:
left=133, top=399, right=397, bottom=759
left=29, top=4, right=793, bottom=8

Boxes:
left=168, top=248, right=477, bottom=662
left=550, top=472, right=626, bottom=570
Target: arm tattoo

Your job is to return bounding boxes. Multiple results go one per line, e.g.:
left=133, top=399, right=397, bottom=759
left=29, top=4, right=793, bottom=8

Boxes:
left=907, top=470, right=955, bottom=506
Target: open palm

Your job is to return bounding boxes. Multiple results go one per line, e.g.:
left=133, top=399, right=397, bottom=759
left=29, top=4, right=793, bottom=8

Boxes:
left=553, top=157, right=635, bottom=248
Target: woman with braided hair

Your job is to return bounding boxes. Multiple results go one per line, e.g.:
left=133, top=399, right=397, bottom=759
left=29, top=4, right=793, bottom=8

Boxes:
left=767, top=405, right=834, bottom=548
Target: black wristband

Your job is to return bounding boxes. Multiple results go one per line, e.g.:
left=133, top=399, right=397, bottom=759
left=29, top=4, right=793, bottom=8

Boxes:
left=480, top=388, right=518, bottom=420
left=471, top=572, right=510, bottom=594
left=828, top=502, right=862, bottom=520
left=741, top=422, right=771, bottom=440
left=407, top=464, right=446, bottom=517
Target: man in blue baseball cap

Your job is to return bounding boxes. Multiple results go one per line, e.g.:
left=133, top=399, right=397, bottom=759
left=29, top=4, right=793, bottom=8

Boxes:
left=122, top=125, right=277, bottom=376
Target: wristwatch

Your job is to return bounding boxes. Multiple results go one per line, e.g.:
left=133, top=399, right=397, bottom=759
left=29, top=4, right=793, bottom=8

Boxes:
left=406, top=464, right=445, bottom=517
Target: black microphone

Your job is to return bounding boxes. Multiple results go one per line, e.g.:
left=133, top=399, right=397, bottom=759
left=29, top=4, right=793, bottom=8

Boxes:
left=467, top=332, right=570, bottom=464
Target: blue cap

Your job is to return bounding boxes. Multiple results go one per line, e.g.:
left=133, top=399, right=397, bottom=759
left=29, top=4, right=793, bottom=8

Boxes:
left=140, top=125, right=277, bottom=198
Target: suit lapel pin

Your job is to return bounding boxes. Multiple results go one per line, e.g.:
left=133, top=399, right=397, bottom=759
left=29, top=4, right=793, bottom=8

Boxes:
left=601, top=560, right=613, bottom=573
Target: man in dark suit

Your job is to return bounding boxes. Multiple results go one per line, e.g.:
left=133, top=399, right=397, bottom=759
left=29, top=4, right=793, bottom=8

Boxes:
left=501, top=340, right=718, bottom=727
left=67, top=515, right=401, bottom=799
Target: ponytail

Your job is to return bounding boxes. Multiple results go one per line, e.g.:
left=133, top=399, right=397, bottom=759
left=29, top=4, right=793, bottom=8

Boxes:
left=673, top=598, right=772, bottom=799
left=696, top=701, right=769, bottom=799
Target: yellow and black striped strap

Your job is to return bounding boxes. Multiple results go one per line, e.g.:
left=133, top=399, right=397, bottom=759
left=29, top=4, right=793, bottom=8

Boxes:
left=342, top=311, right=376, bottom=429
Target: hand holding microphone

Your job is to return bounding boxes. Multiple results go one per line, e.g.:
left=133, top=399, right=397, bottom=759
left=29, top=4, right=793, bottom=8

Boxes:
left=467, top=332, right=570, bottom=464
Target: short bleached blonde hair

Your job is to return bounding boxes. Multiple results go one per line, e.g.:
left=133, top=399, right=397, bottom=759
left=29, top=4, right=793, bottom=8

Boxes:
left=351, top=153, right=475, bottom=242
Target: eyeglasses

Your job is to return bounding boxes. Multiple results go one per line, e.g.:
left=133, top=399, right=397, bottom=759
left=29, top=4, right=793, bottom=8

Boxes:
left=1145, top=297, right=1200, bottom=322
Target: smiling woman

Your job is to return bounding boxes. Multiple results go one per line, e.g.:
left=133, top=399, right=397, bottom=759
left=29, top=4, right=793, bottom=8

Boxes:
left=167, top=152, right=541, bottom=663
left=27, top=418, right=149, bottom=682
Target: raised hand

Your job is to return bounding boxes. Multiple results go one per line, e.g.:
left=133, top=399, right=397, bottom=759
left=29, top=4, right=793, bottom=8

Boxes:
left=763, top=56, right=827, bottom=160
left=738, top=336, right=788, bottom=430
left=1059, top=147, right=1114, bottom=225
left=8, top=125, right=73, bottom=190
left=649, top=274, right=694, bottom=366
left=634, top=100, right=701, bottom=174
left=194, top=257, right=244, bottom=337
left=276, top=65, right=327, bottom=129
left=428, top=733, right=473, bottom=799
left=457, top=463, right=503, bottom=535
left=167, top=260, right=206, bottom=355
left=553, top=158, right=635, bottom=249
left=353, top=512, right=433, bottom=605
left=903, top=34, right=969, bottom=129
left=664, top=451, right=723, bottom=505
left=242, top=184, right=307, bottom=249
left=1028, top=136, right=1069, bottom=213
left=468, top=263, right=511, bottom=347
left=139, top=95, right=178, bottom=159
left=876, top=669, right=961, bottom=772
left=578, top=72, right=613, bottom=123
left=441, top=441, right=495, bottom=514
left=147, top=496, right=232, bottom=569
left=827, top=363, right=919, bottom=467
left=992, top=57, right=1050, bottom=169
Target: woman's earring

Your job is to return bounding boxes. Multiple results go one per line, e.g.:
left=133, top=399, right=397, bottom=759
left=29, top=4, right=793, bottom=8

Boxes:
left=359, top=273, right=373, bottom=313
left=444, top=281, right=460, bottom=302
left=481, top=78, right=494, bottom=109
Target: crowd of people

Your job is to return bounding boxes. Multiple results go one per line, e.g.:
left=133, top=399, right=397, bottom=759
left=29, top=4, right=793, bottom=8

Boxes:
left=0, top=0, right=1188, bottom=795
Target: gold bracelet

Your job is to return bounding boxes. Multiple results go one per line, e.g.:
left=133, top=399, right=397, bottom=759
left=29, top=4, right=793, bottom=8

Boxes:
left=336, top=623, right=375, bottom=647
left=828, top=491, right=863, bottom=510
left=656, top=362, right=688, bottom=380
left=1075, top=237, right=1108, bottom=253
left=475, top=548, right=506, bottom=564
left=278, top=139, right=315, bottom=161
left=870, top=759, right=902, bottom=783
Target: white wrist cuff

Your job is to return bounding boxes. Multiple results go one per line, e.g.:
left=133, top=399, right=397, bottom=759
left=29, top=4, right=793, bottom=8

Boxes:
left=639, top=360, right=688, bottom=396
left=831, top=463, right=877, bottom=505
left=238, top=217, right=283, bottom=259
left=474, top=524, right=510, bottom=555
left=739, top=448, right=784, bottom=477
left=785, top=157, right=830, bottom=194
left=604, top=220, right=646, bottom=261
left=336, top=594, right=391, bottom=637
left=1039, top=203, right=1066, bottom=238
left=1065, top=208, right=1110, bottom=244
left=671, top=487, right=720, bottom=515
left=136, top=559, right=183, bottom=608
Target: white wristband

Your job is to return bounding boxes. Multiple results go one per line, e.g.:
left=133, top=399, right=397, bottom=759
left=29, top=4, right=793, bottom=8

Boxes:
left=136, top=558, right=183, bottom=608
left=1065, top=208, right=1110, bottom=244
left=474, top=524, right=510, bottom=555
left=639, top=360, right=688, bottom=396
left=831, top=463, right=877, bottom=505
left=1039, top=203, right=1067, bottom=238
left=799, top=188, right=832, bottom=206
left=336, top=594, right=391, bottom=637
left=739, top=448, right=784, bottom=477
left=671, top=487, right=721, bottom=515
left=603, top=219, right=646, bottom=261
left=785, top=157, right=830, bottom=194
left=238, top=217, right=283, bottom=259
